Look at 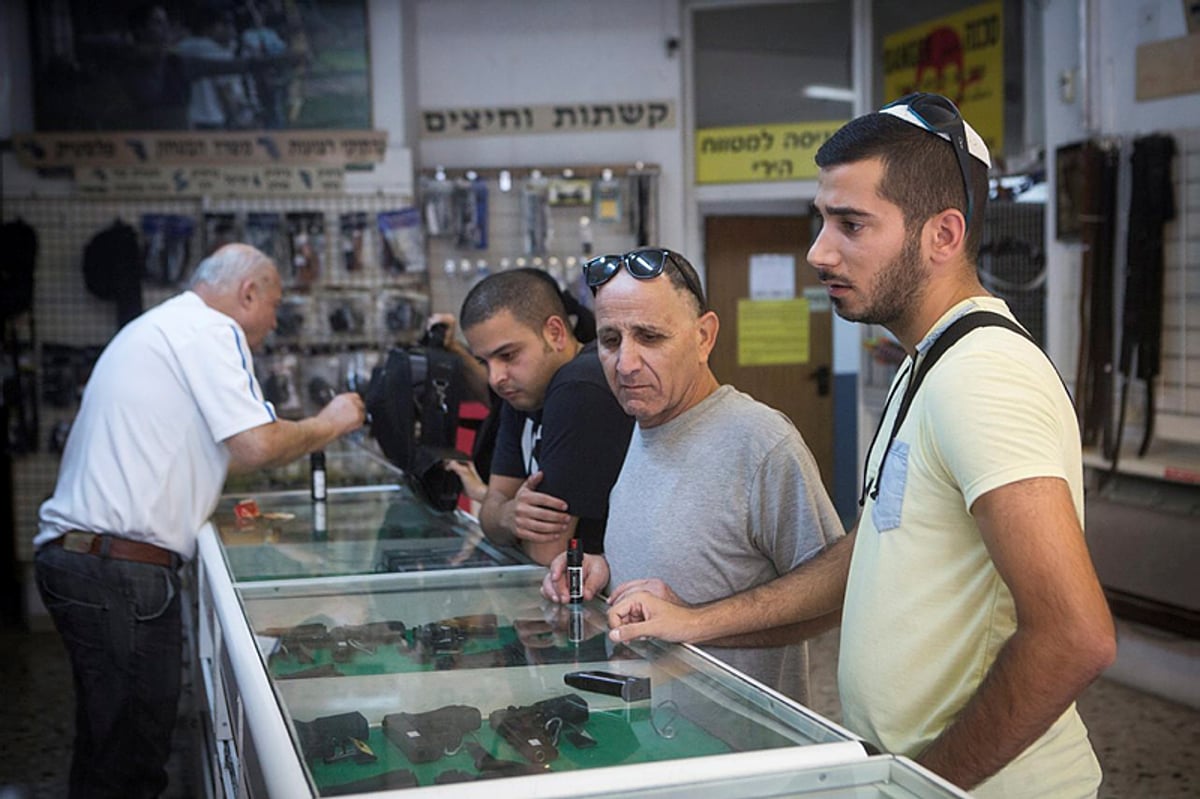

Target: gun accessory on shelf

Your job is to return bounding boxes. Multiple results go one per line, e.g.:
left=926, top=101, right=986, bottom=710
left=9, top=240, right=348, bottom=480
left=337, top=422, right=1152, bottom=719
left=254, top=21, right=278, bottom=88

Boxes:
left=293, top=711, right=376, bottom=764
left=434, top=641, right=527, bottom=671
left=412, top=613, right=499, bottom=664
left=264, top=620, right=408, bottom=665
left=564, top=669, right=652, bottom=702
left=382, top=704, right=482, bottom=764
left=433, top=742, right=544, bottom=783
left=488, top=693, right=590, bottom=765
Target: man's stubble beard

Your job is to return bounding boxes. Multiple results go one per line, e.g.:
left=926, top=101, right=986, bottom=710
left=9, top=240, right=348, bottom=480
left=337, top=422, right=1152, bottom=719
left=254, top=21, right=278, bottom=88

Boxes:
left=833, top=229, right=926, bottom=328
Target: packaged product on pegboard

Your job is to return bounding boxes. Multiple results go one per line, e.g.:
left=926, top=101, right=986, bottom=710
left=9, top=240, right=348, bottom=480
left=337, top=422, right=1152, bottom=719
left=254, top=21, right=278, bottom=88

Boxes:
left=40, top=344, right=102, bottom=409
left=286, top=211, right=326, bottom=288
left=5, top=345, right=38, bottom=455
left=341, top=349, right=382, bottom=397
left=322, top=290, right=372, bottom=341
left=453, top=172, right=488, bottom=250
left=377, top=208, right=425, bottom=274
left=203, top=212, right=240, bottom=258
left=421, top=171, right=455, bottom=239
left=377, top=290, right=429, bottom=344
left=141, top=213, right=194, bottom=286
left=270, top=294, right=313, bottom=345
left=245, top=212, right=285, bottom=262
left=337, top=211, right=372, bottom=277
left=257, top=352, right=303, bottom=419
left=301, top=354, right=342, bottom=416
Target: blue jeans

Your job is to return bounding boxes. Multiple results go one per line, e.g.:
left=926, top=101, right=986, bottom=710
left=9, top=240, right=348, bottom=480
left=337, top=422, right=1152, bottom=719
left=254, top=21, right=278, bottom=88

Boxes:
left=35, top=544, right=183, bottom=799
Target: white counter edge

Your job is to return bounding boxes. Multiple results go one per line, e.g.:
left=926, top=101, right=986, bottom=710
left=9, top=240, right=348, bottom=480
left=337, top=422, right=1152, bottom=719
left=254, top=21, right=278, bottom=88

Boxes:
left=198, top=522, right=315, bottom=797
left=336, top=740, right=870, bottom=799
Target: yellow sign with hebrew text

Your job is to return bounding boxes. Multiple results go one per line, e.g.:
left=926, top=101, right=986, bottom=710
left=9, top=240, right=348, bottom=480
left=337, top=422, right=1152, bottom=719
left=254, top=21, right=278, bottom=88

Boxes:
left=696, top=121, right=846, bottom=184
left=737, top=299, right=810, bottom=366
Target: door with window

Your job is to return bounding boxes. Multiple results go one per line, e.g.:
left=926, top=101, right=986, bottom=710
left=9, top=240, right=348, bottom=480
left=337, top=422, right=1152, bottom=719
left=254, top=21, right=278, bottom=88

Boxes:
left=704, top=215, right=834, bottom=487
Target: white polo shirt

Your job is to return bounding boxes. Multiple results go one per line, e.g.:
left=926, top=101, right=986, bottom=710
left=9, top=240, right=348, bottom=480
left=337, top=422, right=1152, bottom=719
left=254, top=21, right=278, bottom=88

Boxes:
left=36, top=292, right=276, bottom=560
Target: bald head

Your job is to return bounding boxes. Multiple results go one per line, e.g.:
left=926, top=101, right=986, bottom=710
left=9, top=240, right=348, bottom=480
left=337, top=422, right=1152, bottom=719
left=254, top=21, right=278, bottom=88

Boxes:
left=190, top=243, right=277, bottom=292
left=190, top=243, right=282, bottom=348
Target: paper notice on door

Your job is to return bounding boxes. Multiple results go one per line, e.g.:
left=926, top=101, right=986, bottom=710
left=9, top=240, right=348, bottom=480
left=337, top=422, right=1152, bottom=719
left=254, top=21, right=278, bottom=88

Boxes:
left=737, top=298, right=809, bottom=366
left=804, top=285, right=831, bottom=312
left=749, top=254, right=795, bottom=299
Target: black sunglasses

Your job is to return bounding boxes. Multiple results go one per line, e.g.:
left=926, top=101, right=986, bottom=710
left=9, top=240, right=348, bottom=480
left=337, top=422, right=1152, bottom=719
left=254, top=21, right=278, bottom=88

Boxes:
left=882, top=92, right=976, bottom=230
left=583, top=249, right=707, bottom=313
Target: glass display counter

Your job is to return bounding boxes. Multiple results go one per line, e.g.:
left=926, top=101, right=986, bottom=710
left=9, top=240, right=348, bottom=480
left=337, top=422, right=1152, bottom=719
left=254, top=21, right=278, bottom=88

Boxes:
left=192, top=438, right=968, bottom=798
left=212, top=435, right=527, bottom=580
left=221, top=433, right=403, bottom=495
left=200, top=557, right=868, bottom=797
left=211, top=484, right=526, bottom=581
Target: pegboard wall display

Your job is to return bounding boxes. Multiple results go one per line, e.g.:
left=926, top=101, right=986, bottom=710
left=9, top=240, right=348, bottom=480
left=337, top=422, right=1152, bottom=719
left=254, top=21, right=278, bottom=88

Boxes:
left=1153, top=129, right=1199, bottom=447
left=1077, top=128, right=1200, bottom=480
left=419, top=164, right=659, bottom=327
left=2, top=193, right=425, bottom=560
left=978, top=201, right=1046, bottom=348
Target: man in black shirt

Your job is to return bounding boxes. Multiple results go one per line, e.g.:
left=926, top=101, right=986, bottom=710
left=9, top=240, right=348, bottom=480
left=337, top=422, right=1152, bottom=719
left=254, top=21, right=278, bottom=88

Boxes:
left=460, top=269, right=633, bottom=565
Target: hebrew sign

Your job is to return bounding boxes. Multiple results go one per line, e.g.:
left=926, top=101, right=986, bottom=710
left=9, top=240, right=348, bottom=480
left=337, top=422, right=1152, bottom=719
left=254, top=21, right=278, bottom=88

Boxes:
left=421, top=101, right=676, bottom=138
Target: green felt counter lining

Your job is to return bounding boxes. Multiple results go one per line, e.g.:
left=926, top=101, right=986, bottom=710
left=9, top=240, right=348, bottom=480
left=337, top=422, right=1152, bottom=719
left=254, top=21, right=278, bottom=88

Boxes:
left=270, top=626, right=523, bottom=677
left=270, top=625, right=612, bottom=678
left=309, top=705, right=734, bottom=793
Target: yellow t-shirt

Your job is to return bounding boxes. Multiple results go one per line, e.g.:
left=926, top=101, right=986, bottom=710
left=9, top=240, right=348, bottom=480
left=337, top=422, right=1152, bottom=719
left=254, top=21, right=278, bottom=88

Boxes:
left=839, top=298, right=1101, bottom=799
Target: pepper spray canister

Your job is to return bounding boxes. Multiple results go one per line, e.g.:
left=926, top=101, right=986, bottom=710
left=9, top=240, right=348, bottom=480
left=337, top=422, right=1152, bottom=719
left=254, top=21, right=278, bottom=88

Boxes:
left=312, top=500, right=328, bottom=539
left=568, top=604, right=585, bottom=645
left=311, top=451, right=328, bottom=539
left=567, top=537, right=583, bottom=604
left=311, top=451, right=327, bottom=502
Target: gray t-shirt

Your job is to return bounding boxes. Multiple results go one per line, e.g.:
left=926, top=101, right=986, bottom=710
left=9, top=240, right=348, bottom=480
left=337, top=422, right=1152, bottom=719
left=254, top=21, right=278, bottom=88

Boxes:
left=605, top=385, right=844, bottom=702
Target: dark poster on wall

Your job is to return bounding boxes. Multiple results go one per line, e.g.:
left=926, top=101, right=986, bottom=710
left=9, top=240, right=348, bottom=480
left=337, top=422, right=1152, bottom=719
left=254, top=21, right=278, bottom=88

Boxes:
left=28, top=0, right=371, bottom=132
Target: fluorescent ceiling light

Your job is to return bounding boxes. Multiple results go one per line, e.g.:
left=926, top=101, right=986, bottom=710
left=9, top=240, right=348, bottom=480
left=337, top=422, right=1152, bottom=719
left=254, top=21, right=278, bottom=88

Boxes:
left=803, top=85, right=855, bottom=103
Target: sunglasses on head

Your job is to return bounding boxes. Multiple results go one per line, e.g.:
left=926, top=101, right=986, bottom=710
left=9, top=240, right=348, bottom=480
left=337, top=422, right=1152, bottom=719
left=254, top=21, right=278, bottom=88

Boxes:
left=583, top=249, right=707, bottom=312
left=881, top=92, right=977, bottom=230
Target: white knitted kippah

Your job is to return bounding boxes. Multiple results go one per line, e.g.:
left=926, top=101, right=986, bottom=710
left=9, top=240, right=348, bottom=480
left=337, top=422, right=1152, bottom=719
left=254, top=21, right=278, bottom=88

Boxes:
left=879, top=102, right=991, bottom=168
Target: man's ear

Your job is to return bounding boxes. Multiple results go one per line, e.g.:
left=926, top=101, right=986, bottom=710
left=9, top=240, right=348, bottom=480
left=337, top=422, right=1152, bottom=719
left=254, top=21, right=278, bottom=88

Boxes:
left=926, top=208, right=967, bottom=265
left=697, top=310, right=720, bottom=362
left=543, top=315, right=571, bottom=351
left=238, top=277, right=259, bottom=308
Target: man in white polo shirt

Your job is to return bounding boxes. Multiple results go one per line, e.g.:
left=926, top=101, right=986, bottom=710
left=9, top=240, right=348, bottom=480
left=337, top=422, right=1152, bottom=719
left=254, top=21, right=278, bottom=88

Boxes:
left=34, top=243, right=364, bottom=798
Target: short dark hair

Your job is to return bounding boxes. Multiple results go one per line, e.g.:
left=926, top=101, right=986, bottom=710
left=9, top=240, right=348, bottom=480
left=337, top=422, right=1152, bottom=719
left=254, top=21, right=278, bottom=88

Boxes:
left=815, top=114, right=989, bottom=260
left=460, top=268, right=571, bottom=334
left=660, top=250, right=707, bottom=316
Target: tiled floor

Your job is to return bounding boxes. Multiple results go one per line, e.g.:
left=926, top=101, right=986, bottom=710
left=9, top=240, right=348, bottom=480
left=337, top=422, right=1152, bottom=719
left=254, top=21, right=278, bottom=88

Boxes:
left=1, top=624, right=1196, bottom=797
left=0, top=628, right=197, bottom=799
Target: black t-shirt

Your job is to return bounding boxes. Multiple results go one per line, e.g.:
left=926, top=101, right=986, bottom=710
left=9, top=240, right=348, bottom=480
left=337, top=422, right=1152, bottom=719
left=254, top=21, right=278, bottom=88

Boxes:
left=491, top=342, right=633, bottom=553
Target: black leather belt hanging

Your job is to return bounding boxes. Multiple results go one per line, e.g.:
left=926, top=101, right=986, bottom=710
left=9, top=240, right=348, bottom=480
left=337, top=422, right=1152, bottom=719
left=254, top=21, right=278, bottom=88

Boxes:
left=1073, top=141, right=1119, bottom=451
left=1109, top=133, right=1176, bottom=467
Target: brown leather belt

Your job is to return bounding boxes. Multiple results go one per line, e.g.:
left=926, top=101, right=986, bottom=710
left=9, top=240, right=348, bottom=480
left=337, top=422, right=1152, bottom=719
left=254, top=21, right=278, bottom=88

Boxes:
left=47, top=531, right=180, bottom=569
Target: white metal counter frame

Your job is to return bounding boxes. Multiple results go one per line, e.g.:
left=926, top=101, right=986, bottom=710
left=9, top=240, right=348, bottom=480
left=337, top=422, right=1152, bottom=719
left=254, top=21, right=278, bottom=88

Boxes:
left=196, top=522, right=872, bottom=798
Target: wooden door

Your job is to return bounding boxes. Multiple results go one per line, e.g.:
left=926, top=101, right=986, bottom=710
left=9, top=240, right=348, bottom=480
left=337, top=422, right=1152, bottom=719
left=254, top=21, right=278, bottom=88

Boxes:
left=704, top=215, right=834, bottom=486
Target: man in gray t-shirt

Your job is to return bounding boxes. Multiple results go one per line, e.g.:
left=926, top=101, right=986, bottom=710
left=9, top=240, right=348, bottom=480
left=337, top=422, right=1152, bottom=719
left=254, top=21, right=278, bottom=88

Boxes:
left=542, top=248, right=843, bottom=702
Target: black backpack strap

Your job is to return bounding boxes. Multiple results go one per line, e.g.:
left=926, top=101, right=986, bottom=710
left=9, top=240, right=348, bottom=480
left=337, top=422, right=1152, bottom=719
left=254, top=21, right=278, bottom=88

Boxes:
left=411, top=346, right=467, bottom=511
left=417, top=346, right=464, bottom=448
left=865, top=311, right=1044, bottom=505
left=892, top=311, right=1037, bottom=436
